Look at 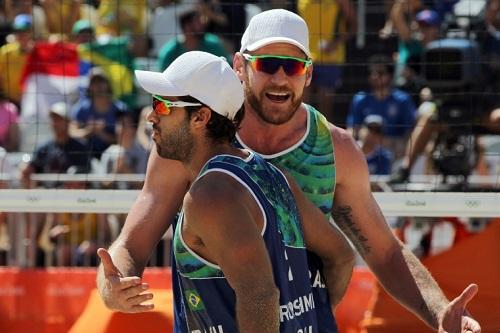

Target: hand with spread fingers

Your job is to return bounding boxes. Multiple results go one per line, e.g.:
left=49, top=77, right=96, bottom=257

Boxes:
left=96, top=248, right=154, bottom=313
left=438, top=284, right=481, bottom=333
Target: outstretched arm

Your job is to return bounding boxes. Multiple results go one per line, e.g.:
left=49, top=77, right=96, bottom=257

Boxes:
left=285, top=173, right=355, bottom=310
left=97, top=150, right=190, bottom=312
left=184, top=173, right=279, bottom=333
left=331, top=126, right=480, bottom=332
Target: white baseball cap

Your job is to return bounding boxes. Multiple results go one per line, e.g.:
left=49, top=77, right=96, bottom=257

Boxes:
left=135, top=51, right=244, bottom=120
left=240, top=9, right=310, bottom=58
left=49, top=102, right=70, bottom=119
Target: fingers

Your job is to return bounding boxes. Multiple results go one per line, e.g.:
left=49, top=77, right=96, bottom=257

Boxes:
left=97, top=248, right=121, bottom=277
left=127, top=291, right=154, bottom=307
left=130, top=302, right=155, bottom=313
left=453, top=284, right=478, bottom=309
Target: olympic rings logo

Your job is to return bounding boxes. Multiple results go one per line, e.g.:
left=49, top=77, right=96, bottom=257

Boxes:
left=464, top=200, right=480, bottom=208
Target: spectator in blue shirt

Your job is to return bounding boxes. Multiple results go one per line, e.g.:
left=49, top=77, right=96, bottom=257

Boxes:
left=357, top=115, right=393, bottom=175
left=347, top=54, right=417, bottom=159
left=70, top=68, right=129, bottom=159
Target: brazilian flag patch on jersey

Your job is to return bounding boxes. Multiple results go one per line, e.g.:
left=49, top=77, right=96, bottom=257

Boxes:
left=185, top=289, right=205, bottom=312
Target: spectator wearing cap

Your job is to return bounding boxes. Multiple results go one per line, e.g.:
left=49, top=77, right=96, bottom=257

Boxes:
left=358, top=115, right=393, bottom=175
left=71, top=20, right=95, bottom=45
left=20, top=102, right=90, bottom=189
left=390, top=1, right=442, bottom=87
left=0, top=14, right=34, bottom=105
left=298, top=0, right=357, bottom=122
left=157, top=7, right=230, bottom=71
left=18, top=102, right=91, bottom=267
left=347, top=54, right=417, bottom=160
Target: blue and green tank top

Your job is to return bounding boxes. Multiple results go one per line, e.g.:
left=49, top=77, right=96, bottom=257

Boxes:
left=172, top=151, right=319, bottom=332
left=236, top=104, right=338, bottom=333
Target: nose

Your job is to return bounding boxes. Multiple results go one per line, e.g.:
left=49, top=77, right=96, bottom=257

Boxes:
left=269, top=66, right=288, bottom=85
left=146, top=108, right=158, bottom=124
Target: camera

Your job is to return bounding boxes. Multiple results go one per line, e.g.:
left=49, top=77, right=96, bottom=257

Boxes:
left=421, top=39, right=484, bottom=180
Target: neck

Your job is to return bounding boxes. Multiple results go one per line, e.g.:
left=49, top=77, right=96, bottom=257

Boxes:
left=93, top=98, right=111, bottom=112
left=237, top=102, right=308, bottom=155
left=361, top=138, right=381, bottom=155
left=183, top=141, right=247, bottom=181
left=120, top=137, right=135, bottom=149
left=54, top=133, right=69, bottom=145
left=373, top=87, right=390, bottom=100
left=184, top=34, right=200, bottom=50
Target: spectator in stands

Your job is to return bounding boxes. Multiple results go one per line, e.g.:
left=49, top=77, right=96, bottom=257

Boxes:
left=95, top=0, right=148, bottom=38
left=347, top=54, right=417, bottom=160
left=1, top=0, right=48, bottom=40
left=39, top=0, right=80, bottom=36
left=0, top=89, right=20, bottom=152
left=157, top=7, right=230, bottom=71
left=20, top=102, right=90, bottom=188
left=392, top=93, right=500, bottom=183
left=298, top=0, right=357, bottom=122
left=70, top=68, right=128, bottom=159
left=0, top=13, right=34, bottom=106
left=358, top=115, right=393, bottom=175
left=99, top=111, right=149, bottom=189
left=18, top=102, right=90, bottom=267
left=48, top=165, right=111, bottom=267
left=475, top=0, right=500, bottom=95
left=149, top=1, right=196, bottom=57
left=71, top=19, right=95, bottom=45
left=0, top=146, right=13, bottom=266
left=392, top=0, right=500, bottom=182
left=200, top=0, right=248, bottom=53
left=391, top=2, right=441, bottom=88
left=93, top=0, right=149, bottom=58
left=76, top=26, right=140, bottom=109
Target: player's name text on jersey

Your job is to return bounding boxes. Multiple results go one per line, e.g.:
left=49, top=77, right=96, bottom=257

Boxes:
left=279, top=292, right=315, bottom=322
left=191, top=325, right=224, bottom=333
left=310, top=269, right=326, bottom=288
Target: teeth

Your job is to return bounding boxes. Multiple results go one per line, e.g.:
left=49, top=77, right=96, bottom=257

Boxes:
left=267, top=92, right=288, bottom=96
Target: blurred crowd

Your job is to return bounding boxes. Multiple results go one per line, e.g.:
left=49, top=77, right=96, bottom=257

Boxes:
left=0, top=0, right=499, bottom=268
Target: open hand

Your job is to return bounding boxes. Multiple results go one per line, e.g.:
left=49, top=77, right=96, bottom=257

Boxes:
left=97, top=248, right=154, bottom=313
left=438, top=284, right=481, bottom=333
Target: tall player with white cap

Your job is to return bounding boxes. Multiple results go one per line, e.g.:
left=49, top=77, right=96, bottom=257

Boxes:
left=231, top=8, right=480, bottom=333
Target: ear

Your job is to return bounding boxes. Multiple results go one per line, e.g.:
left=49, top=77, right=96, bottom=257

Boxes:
left=305, top=64, right=313, bottom=87
left=233, top=52, right=246, bottom=81
left=190, top=106, right=212, bottom=129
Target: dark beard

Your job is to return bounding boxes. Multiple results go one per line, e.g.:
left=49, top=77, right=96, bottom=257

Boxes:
left=156, top=120, right=194, bottom=162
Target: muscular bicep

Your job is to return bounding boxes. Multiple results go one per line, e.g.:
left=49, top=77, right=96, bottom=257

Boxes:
left=184, top=173, right=275, bottom=293
left=331, top=128, right=401, bottom=264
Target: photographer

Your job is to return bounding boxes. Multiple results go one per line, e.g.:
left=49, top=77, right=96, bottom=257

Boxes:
left=392, top=0, right=500, bottom=183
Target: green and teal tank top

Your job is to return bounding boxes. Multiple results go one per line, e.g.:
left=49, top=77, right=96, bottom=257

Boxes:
left=236, top=104, right=336, bottom=219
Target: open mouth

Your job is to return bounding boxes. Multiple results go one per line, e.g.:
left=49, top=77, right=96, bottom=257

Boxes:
left=265, top=91, right=290, bottom=103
